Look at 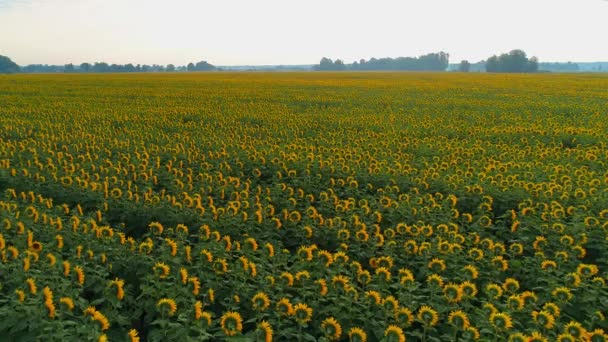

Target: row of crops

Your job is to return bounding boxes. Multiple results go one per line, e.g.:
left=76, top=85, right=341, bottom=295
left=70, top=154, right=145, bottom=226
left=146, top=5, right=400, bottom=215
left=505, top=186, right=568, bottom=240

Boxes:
left=0, top=72, right=607, bottom=341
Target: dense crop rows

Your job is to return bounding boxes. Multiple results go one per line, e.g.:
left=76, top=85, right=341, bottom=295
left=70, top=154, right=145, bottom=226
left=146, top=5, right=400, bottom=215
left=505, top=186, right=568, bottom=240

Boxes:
left=0, top=72, right=607, bottom=341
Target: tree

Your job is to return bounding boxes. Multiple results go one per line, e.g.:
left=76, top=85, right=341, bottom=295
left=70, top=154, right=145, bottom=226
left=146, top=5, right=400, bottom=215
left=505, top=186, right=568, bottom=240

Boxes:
left=187, top=63, right=195, bottom=71
left=485, top=56, right=500, bottom=72
left=526, top=57, right=539, bottom=73
left=458, top=60, right=471, bottom=72
left=195, top=61, right=213, bottom=71
left=0, top=55, right=20, bottom=73
left=317, top=57, right=334, bottom=71
left=333, top=59, right=346, bottom=71
left=166, top=64, right=175, bottom=72
left=92, top=62, right=111, bottom=73
left=80, top=63, right=91, bottom=72
left=485, top=50, right=539, bottom=73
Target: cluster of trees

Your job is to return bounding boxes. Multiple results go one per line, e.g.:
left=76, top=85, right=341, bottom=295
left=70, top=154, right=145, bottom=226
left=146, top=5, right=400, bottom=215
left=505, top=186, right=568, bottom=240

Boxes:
left=0, top=55, right=20, bottom=73
left=315, top=52, right=450, bottom=71
left=454, top=50, right=540, bottom=73
left=0, top=55, right=216, bottom=73
left=485, top=50, right=539, bottom=73
left=186, top=61, right=216, bottom=71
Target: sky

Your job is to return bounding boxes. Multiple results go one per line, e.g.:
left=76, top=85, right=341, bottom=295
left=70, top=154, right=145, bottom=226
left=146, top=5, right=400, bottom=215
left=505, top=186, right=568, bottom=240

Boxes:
left=0, top=0, right=607, bottom=66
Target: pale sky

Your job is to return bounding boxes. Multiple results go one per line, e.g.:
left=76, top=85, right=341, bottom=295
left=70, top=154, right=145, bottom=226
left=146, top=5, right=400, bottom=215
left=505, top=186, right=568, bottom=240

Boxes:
left=0, top=0, right=607, bottom=66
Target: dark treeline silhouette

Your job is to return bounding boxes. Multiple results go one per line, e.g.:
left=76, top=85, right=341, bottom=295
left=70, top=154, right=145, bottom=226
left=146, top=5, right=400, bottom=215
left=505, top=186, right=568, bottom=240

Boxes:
left=485, top=50, right=538, bottom=73
left=0, top=55, right=216, bottom=73
left=315, top=52, right=450, bottom=71
left=0, top=55, right=20, bottom=73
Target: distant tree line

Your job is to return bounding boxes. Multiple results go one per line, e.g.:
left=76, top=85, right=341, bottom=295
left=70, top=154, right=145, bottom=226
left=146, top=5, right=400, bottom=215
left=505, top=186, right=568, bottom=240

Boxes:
left=539, top=62, right=579, bottom=72
left=0, top=55, right=216, bottom=73
left=485, top=50, right=538, bottom=73
left=315, top=52, right=450, bottom=71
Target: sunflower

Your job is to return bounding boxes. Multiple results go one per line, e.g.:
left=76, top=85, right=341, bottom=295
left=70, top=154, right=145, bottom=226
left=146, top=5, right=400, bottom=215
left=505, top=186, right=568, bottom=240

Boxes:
left=540, top=302, right=560, bottom=317
left=332, top=275, right=350, bottom=290
left=315, top=278, right=328, bottom=296
left=404, top=240, right=418, bottom=254
left=109, top=278, right=125, bottom=300
left=348, top=327, right=367, bottom=342
left=383, top=296, right=399, bottom=312
left=443, top=283, right=463, bottom=303
left=509, top=243, right=524, bottom=255
left=321, top=317, right=342, bottom=341
left=384, top=325, right=405, bottom=342
left=427, top=274, right=444, bottom=288
left=128, top=329, right=140, bottom=342
left=257, top=321, right=273, bottom=342
left=491, top=256, right=508, bottom=271
left=213, top=258, right=228, bottom=274
left=30, top=241, right=43, bottom=253
left=564, top=321, right=586, bottom=338
left=484, top=283, right=502, bottom=300
left=448, top=310, right=470, bottom=330
left=468, top=248, right=484, bottom=261
left=535, top=311, right=557, bottom=332
left=462, top=326, right=480, bottom=340
left=585, top=328, right=608, bottom=342
left=417, top=305, right=439, bottom=327
left=375, top=267, right=391, bottom=282
left=357, top=270, right=371, bottom=285
left=508, top=333, right=527, bottom=342
left=26, top=278, right=37, bottom=294
left=59, top=297, right=74, bottom=311
left=556, top=333, right=576, bottom=342
left=43, top=286, right=55, bottom=318
left=541, top=259, right=557, bottom=271
left=148, top=222, right=163, bottom=235
left=15, top=289, right=25, bottom=302
left=395, top=307, right=414, bottom=327
left=153, top=262, right=170, bottom=279
left=489, top=312, right=513, bottom=330
left=317, top=250, right=334, bottom=267
left=428, top=258, right=446, bottom=272
left=552, top=287, right=573, bottom=302
left=280, top=272, right=294, bottom=286
left=502, top=278, right=520, bottom=293
left=577, top=263, right=598, bottom=277
left=528, top=331, right=548, bottom=342
left=463, top=264, right=479, bottom=279
left=157, top=298, right=177, bottom=316
left=460, top=281, right=478, bottom=298
left=220, top=311, right=243, bottom=336
left=85, top=307, right=110, bottom=331
left=276, top=297, right=294, bottom=316
left=365, top=290, right=382, bottom=305
left=208, top=288, right=215, bottom=303
left=334, top=251, right=349, bottom=263
left=252, top=292, right=270, bottom=311
left=507, top=295, right=524, bottom=310
left=292, top=303, right=312, bottom=325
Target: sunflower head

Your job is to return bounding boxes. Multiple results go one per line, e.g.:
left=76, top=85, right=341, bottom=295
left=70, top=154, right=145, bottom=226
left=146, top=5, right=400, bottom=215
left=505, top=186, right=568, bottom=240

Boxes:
left=489, top=312, right=513, bottom=331
left=220, top=311, right=243, bottom=336
left=418, top=305, right=439, bottom=327
left=384, top=325, right=405, bottom=342
left=321, top=317, right=342, bottom=341
left=293, top=303, right=313, bottom=325
left=448, top=310, right=470, bottom=330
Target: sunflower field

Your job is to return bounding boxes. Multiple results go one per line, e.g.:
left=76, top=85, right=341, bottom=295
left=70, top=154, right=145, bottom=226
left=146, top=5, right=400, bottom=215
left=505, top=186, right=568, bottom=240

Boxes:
left=0, top=72, right=607, bottom=341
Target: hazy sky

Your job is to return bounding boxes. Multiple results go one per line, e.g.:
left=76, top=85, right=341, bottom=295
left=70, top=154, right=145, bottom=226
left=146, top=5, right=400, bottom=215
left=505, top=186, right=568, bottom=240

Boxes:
left=1, top=0, right=607, bottom=66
